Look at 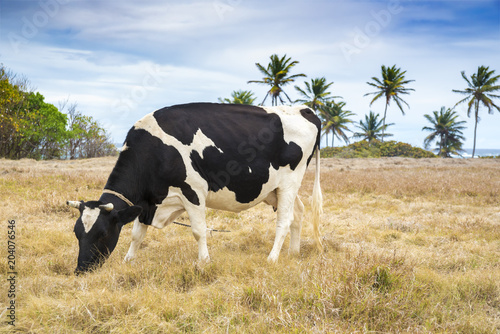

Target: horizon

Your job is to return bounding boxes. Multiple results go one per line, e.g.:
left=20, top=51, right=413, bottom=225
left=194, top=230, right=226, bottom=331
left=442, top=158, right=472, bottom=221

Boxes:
left=1, top=0, right=499, bottom=149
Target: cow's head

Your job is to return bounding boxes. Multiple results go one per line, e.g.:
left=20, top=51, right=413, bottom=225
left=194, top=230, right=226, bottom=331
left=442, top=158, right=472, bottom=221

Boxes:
left=67, top=200, right=142, bottom=274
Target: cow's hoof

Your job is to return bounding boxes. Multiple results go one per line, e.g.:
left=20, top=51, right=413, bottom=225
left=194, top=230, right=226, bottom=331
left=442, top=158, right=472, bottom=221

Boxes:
left=267, top=255, right=279, bottom=263
left=123, top=254, right=135, bottom=263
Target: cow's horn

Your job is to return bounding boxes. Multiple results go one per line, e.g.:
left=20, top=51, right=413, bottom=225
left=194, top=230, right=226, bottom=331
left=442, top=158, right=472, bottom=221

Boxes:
left=99, top=203, right=114, bottom=212
left=67, top=201, right=82, bottom=209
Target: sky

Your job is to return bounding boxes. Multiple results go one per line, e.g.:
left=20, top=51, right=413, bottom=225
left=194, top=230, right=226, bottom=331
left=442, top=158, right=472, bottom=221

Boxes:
left=0, top=0, right=499, bottom=149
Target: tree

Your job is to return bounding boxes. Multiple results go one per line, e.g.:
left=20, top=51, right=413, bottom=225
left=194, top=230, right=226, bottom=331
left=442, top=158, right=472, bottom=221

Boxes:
left=21, top=92, right=68, bottom=159
left=64, top=102, right=86, bottom=160
left=0, top=65, right=28, bottom=158
left=0, top=65, right=67, bottom=159
left=353, top=111, right=394, bottom=143
left=61, top=102, right=117, bottom=159
left=452, top=65, right=500, bottom=158
left=0, top=65, right=116, bottom=160
left=80, top=119, right=116, bottom=158
left=218, top=90, right=256, bottom=105
left=320, top=100, right=354, bottom=147
left=248, top=54, right=306, bottom=106
left=422, top=107, right=466, bottom=158
left=294, top=77, right=337, bottom=111
left=365, top=65, right=414, bottom=142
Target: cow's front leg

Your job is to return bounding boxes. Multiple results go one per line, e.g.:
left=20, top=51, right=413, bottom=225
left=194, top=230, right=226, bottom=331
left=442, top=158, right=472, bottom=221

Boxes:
left=186, top=206, right=210, bottom=262
left=124, top=219, right=148, bottom=262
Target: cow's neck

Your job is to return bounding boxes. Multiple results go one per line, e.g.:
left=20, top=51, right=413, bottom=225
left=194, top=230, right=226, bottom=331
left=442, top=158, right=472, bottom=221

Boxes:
left=100, top=153, right=150, bottom=212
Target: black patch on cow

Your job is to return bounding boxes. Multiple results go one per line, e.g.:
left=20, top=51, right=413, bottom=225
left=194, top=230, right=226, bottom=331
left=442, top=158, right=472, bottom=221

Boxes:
left=104, top=129, right=199, bottom=225
left=153, top=103, right=268, bottom=146
left=299, top=107, right=322, bottom=165
left=151, top=103, right=304, bottom=203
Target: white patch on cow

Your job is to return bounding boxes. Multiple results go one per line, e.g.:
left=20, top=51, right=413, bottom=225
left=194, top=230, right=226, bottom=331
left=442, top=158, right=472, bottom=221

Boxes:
left=248, top=166, right=252, bottom=173
left=260, top=105, right=317, bottom=149
left=121, top=143, right=129, bottom=152
left=192, top=129, right=223, bottom=154
left=150, top=187, right=186, bottom=228
left=81, top=207, right=100, bottom=233
left=261, top=105, right=305, bottom=116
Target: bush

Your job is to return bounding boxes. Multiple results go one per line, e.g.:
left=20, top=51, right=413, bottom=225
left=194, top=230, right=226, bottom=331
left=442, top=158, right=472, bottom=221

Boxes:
left=321, top=140, right=436, bottom=158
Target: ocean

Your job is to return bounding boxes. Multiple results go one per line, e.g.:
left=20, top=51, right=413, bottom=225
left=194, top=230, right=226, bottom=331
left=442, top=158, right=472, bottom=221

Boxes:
left=460, top=149, right=500, bottom=158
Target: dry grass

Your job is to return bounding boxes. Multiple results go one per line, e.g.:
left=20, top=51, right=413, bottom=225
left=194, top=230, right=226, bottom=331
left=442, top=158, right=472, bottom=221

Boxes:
left=0, top=157, right=499, bottom=333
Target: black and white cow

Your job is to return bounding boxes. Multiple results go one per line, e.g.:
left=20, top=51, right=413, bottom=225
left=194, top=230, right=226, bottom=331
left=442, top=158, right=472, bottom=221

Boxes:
left=67, top=103, right=322, bottom=273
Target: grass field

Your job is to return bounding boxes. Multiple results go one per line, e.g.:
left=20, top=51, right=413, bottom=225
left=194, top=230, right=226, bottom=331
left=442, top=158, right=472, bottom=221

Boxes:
left=0, top=157, right=499, bottom=333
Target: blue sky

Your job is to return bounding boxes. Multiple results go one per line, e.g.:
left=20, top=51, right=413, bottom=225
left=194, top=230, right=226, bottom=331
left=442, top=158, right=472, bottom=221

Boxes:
left=1, top=0, right=499, bottom=149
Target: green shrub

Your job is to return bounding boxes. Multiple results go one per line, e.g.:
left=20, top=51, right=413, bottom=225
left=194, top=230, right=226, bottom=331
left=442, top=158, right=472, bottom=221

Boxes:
left=321, top=140, right=436, bottom=158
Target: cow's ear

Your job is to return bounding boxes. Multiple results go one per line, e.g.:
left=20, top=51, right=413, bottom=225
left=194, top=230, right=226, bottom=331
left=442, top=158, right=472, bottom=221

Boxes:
left=117, top=206, right=142, bottom=225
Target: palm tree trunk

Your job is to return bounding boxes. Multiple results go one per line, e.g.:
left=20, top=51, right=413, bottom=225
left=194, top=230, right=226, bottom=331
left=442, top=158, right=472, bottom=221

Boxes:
left=440, top=133, right=446, bottom=158
left=331, top=131, right=334, bottom=147
left=472, top=101, right=479, bottom=158
left=381, top=101, right=388, bottom=143
left=261, top=92, right=270, bottom=106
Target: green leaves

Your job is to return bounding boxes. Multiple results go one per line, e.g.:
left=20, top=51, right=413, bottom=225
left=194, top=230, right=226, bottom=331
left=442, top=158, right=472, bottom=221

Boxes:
left=365, top=65, right=415, bottom=113
left=353, top=111, right=394, bottom=143
left=453, top=66, right=500, bottom=117
left=320, top=100, right=354, bottom=147
left=248, top=54, right=306, bottom=106
left=0, top=75, right=69, bottom=159
left=294, top=77, right=337, bottom=111
left=218, top=90, right=257, bottom=105
left=65, top=105, right=116, bottom=159
left=422, top=107, right=466, bottom=158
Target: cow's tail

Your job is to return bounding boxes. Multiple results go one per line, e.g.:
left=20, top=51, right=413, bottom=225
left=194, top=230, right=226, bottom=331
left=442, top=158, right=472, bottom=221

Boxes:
left=312, top=147, right=323, bottom=251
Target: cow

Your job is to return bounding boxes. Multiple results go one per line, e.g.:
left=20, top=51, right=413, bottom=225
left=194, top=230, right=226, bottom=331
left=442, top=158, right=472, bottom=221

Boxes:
left=67, top=103, right=322, bottom=273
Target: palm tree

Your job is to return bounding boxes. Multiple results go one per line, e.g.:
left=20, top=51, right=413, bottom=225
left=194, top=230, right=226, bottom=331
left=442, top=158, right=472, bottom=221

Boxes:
left=353, top=111, right=394, bottom=143
left=294, top=77, right=338, bottom=111
left=218, top=90, right=256, bottom=105
left=422, top=107, right=466, bottom=158
left=452, top=66, right=500, bottom=158
left=320, top=100, right=354, bottom=147
left=365, top=65, right=414, bottom=142
left=248, top=54, right=306, bottom=106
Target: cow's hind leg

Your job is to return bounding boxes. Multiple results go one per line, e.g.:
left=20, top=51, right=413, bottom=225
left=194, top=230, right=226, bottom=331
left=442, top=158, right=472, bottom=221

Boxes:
left=186, top=205, right=210, bottom=262
left=268, top=187, right=298, bottom=262
left=124, top=219, right=148, bottom=262
left=289, top=196, right=304, bottom=255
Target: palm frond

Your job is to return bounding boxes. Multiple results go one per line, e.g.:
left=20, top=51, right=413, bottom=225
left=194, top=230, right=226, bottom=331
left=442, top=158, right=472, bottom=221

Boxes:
left=249, top=54, right=306, bottom=106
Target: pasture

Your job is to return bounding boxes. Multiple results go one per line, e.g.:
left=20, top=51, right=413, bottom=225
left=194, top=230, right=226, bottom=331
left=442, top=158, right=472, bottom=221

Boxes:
left=0, top=157, right=499, bottom=333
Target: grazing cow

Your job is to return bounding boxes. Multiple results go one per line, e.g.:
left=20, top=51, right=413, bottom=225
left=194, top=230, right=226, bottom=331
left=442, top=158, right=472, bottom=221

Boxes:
left=67, top=103, right=322, bottom=273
